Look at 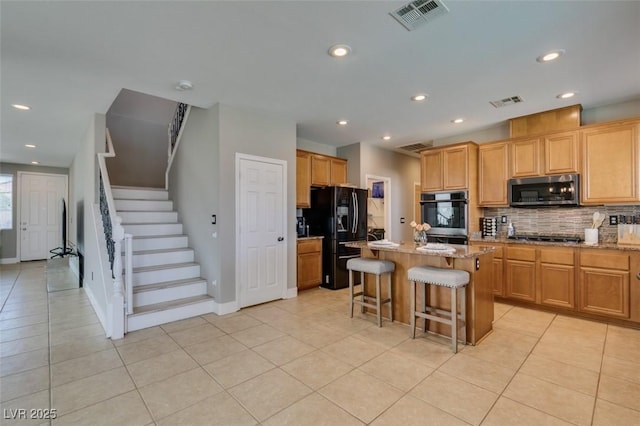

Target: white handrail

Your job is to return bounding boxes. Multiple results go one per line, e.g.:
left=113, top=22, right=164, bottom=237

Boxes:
left=97, top=128, right=131, bottom=339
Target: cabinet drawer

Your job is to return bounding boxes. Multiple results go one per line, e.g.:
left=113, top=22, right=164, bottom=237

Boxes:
left=580, top=251, right=629, bottom=271
left=540, top=248, right=574, bottom=265
left=297, top=239, right=321, bottom=254
left=506, top=246, right=536, bottom=262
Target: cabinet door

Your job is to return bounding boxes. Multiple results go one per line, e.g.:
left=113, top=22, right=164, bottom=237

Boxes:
left=493, top=258, right=504, bottom=296
left=296, top=151, right=311, bottom=208
left=478, top=142, right=508, bottom=206
left=330, top=158, right=347, bottom=185
left=539, top=263, right=575, bottom=309
left=443, top=145, right=469, bottom=189
left=297, top=252, right=322, bottom=290
left=630, top=252, right=640, bottom=323
left=510, top=138, right=541, bottom=177
left=506, top=259, right=536, bottom=302
left=310, top=155, right=331, bottom=186
left=579, top=268, right=629, bottom=318
left=421, top=150, right=443, bottom=192
left=581, top=122, right=639, bottom=204
left=544, top=131, right=579, bottom=175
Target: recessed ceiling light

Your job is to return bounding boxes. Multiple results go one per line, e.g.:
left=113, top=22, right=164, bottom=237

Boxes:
left=328, top=44, right=351, bottom=58
left=175, top=80, right=193, bottom=91
left=411, top=94, right=428, bottom=102
left=337, top=120, right=348, bottom=126
left=536, top=49, right=565, bottom=63
left=452, top=118, right=464, bottom=124
left=25, top=144, right=36, bottom=148
left=12, top=104, right=31, bottom=110
left=31, top=161, right=39, bottom=165
left=557, top=91, right=577, bottom=99
left=382, top=135, right=391, bottom=141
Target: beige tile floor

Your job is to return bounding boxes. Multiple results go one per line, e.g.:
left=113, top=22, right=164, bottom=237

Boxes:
left=1, top=261, right=640, bottom=425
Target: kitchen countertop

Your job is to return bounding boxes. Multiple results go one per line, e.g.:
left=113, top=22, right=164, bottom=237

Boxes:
left=470, top=236, right=640, bottom=251
left=297, top=236, right=324, bottom=241
left=345, top=241, right=494, bottom=259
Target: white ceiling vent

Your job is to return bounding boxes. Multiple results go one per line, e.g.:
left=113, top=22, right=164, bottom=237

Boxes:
left=398, top=141, right=433, bottom=153
left=490, top=96, right=524, bottom=108
left=390, top=0, right=449, bottom=31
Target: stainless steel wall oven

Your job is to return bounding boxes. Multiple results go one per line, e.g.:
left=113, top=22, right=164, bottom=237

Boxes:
left=420, top=191, right=468, bottom=243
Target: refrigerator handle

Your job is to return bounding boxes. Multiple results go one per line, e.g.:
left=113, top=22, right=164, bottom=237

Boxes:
left=352, top=192, right=358, bottom=234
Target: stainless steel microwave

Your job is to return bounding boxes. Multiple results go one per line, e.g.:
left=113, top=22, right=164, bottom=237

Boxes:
left=508, top=174, right=579, bottom=207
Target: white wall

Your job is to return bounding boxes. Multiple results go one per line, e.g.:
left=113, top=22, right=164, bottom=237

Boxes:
left=169, top=103, right=296, bottom=305
left=297, top=137, right=337, bottom=157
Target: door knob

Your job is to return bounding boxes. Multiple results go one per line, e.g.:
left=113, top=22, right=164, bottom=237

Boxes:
left=277, top=237, right=284, bottom=241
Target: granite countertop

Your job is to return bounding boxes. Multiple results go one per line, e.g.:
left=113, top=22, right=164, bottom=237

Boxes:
left=297, top=236, right=324, bottom=241
left=345, top=241, right=494, bottom=259
left=470, top=236, right=640, bottom=251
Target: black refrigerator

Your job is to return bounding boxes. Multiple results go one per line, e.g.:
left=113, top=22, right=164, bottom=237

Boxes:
left=305, top=186, right=368, bottom=290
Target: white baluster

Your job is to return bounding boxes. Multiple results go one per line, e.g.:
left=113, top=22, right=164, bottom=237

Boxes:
left=111, top=216, right=125, bottom=339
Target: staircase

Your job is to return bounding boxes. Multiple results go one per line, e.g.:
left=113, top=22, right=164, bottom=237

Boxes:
left=112, top=186, right=215, bottom=332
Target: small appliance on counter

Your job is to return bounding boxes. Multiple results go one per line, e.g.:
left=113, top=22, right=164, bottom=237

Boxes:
left=481, top=217, right=497, bottom=238
left=296, top=216, right=308, bottom=238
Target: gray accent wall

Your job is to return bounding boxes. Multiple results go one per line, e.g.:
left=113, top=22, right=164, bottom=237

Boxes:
left=169, top=103, right=296, bottom=305
left=0, top=163, right=69, bottom=261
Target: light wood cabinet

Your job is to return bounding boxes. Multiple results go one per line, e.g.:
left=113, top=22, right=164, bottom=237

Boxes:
left=538, top=247, right=575, bottom=309
left=478, top=142, right=509, bottom=206
left=579, top=249, right=630, bottom=319
left=631, top=253, right=640, bottom=322
left=471, top=242, right=504, bottom=296
left=510, top=131, right=578, bottom=178
left=297, top=238, right=322, bottom=290
left=330, top=158, right=347, bottom=185
left=580, top=120, right=640, bottom=205
left=505, top=246, right=536, bottom=302
left=310, top=155, right=331, bottom=186
left=296, top=151, right=311, bottom=208
left=421, top=142, right=475, bottom=192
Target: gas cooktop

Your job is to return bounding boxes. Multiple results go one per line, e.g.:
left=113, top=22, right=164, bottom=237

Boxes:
left=508, top=235, right=582, bottom=243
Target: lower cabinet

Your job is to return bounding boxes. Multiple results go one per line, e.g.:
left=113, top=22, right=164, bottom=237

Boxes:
left=538, top=247, right=575, bottom=309
left=579, top=249, right=630, bottom=319
left=470, top=242, right=504, bottom=296
left=505, top=246, right=536, bottom=302
left=297, top=239, right=322, bottom=291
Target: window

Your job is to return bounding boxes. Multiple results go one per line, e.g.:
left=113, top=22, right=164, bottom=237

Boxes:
left=0, top=174, right=13, bottom=230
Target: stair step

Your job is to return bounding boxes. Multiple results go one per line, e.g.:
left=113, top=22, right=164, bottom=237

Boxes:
left=133, top=278, right=207, bottom=307
left=123, top=223, right=183, bottom=237
left=125, top=248, right=194, bottom=269
left=118, top=211, right=178, bottom=224
left=129, top=235, right=189, bottom=252
left=112, top=186, right=169, bottom=200
left=132, top=262, right=200, bottom=286
left=127, top=295, right=216, bottom=332
left=115, top=199, right=173, bottom=211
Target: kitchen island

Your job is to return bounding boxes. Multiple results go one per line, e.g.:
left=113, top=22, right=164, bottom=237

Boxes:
left=345, top=241, right=495, bottom=344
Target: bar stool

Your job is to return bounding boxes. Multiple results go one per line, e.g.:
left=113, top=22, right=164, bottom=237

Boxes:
left=347, top=258, right=395, bottom=327
left=408, top=265, right=469, bottom=353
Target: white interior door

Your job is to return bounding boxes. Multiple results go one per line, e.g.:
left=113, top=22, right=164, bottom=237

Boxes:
left=237, top=155, right=286, bottom=308
left=19, top=172, right=68, bottom=261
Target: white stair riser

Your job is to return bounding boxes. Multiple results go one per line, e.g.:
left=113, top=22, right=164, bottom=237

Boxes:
left=112, top=188, right=169, bottom=200
left=115, top=199, right=173, bottom=211
left=127, top=299, right=216, bottom=332
left=125, top=250, right=194, bottom=269
left=133, top=265, right=200, bottom=286
left=133, top=281, right=207, bottom=307
left=123, top=223, right=183, bottom=237
left=130, top=236, right=188, bottom=252
left=119, top=211, right=178, bottom=224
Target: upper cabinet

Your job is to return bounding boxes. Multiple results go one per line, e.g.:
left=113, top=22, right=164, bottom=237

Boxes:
left=509, top=131, right=579, bottom=178
left=297, top=150, right=348, bottom=207
left=580, top=119, right=640, bottom=205
left=421, top=142, right=476, bottom=192
left=478, top=141, right=509, bottom=206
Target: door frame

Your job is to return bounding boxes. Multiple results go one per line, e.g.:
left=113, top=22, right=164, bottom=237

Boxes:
left=234, top=153, right=288, bottom=308
left=17, top=171, right=69, bottom=261
left=365, top=174, right=391, bottom=241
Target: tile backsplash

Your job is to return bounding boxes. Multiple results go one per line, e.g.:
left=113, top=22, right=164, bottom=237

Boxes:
left=483, top=205, right=640, bottom=243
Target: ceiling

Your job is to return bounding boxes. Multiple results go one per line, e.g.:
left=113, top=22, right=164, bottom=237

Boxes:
left=2, top=1, right=639, bottom=168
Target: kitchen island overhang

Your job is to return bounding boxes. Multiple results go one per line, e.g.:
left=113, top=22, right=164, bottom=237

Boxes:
left=345, top=242, right=496, bottom=345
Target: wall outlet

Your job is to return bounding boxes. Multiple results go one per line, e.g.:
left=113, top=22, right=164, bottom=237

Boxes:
left=501, top=215, right=508, bottom=223
left=400, top=217, right=405, bottom=224
left=609, top=216, right=618, bottom=226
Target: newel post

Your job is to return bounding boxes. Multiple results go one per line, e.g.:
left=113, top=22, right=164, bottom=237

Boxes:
left=111, top=216, right=125, bottom=339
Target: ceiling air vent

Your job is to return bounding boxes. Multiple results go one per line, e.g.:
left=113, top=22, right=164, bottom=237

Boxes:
left=398, top=141, right=433, bottom=153
left=390, top=0, right=449, bottom=31
left=490, top=96, right=524, bottom=108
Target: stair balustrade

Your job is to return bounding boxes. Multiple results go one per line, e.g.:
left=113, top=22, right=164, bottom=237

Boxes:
left=165, top=103, right=191, bottom=189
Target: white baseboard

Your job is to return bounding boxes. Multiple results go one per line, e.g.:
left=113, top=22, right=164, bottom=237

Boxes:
left=0, top=258, right=19, bottom=265
left=285, top=286, right=298, bottom=299
left=84, top=285, right=108, bottom=337
left=214, top=299, right=240, bottom=316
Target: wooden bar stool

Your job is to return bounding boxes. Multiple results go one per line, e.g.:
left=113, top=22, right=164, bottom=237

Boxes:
left=408, top=265, right=469, bottom=353
left=347, top=258, right=395, bottom=327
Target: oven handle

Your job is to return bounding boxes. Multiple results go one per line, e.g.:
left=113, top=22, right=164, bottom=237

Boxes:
left=420, top=199, right=468, bottom=204
left=338, top=254, right=361, bottom=260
